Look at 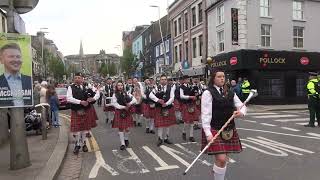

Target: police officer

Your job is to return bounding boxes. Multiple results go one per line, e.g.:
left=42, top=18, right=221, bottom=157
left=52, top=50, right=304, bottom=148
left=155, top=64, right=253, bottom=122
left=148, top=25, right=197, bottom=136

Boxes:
left=305, top=72, right=320, bottom=127
left=241, top=77, right=250, bottom=102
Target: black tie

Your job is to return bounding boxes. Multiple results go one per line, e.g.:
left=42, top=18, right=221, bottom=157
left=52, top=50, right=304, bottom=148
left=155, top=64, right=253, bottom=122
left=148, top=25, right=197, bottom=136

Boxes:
left=219, top=87, right=224, bottom=96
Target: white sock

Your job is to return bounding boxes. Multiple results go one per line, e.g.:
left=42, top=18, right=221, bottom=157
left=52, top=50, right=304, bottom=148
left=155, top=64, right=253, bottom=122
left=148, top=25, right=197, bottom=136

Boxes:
left=165, top=128, right=170, bottom=139
left=150, top=119, right=154, bottom=130
left=178, top=112, right=182, bottom=120
left=158, top=128, right=163, bottom=139
left=119, top=132, right=125, bottom=145
left=138, top=115, right=142, bottom=123
left=124, top=132, right=129, bottom=140
left=190, top=124, right=194, bottom=137
left=183, top=123, right=187, bottom=133
left=213, top=164, right=227, bottom=180
left=75, top=132, right=81, bottom=146
left=146, top=118, right=150, bottom=128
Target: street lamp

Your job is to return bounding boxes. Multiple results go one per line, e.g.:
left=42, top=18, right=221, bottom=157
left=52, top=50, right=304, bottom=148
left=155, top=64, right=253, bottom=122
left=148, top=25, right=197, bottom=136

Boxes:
left=40, top=27, right=48, bottom=80
left=150, top=5, right=167, bottom=69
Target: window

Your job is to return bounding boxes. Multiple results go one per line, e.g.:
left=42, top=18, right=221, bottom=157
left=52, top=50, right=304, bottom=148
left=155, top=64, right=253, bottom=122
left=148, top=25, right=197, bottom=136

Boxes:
left=149, top=34, right=152, bottom=43
left=184, top=13, right=188, bottom=31
left=178, top=17, right=182, bottom=34
left=260, top=78, right=284, bottom=97
left=179, top=44, right=182, bottom=61
left=1, top=16, right=5, bottom=32
left=165, top=55, right=170, bottom=65
left=198, top=2, right=203, bottom=23
left=296, top=75, right=307, bottom=97
left=217, top=5, right=224, bottom=25
left=192, top=7, right=196, bottom=27
left=293, top=1, right=303, bottom=20
left=174, top=46, right=178, bottom=63
left=217, top=30, right=224, bottom=52
left=260, top=0, right=270, bottom=17
left=144, top=37, right=147, bottom=46
left=192, top=37, right=197, bottom=58
left=293, top=26, right=304, bottom=48
left=261, top=24, right=271, bottom=47
left=199, top=35, right=203, bottom=56
left=174, top=21, right=177, bottom=37
left=156, top=45, right=160, bottom=57
left=165, top=40, right=170, bottom=53
left=160, top=42, right=164, bottom=55
left=185, top=41, right=189, bottom=60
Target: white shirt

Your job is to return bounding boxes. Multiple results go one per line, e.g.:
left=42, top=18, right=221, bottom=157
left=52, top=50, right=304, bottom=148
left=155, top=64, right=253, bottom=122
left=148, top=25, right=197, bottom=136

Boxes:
left=180, top=84, right=191, bottom=100
left=67, top=85, right=82, bottom=105
left=111, top=92, right=137, bottom=109
left=201, top=85, right=247, bottom=138
left=149, top=84, right=175, bottom=106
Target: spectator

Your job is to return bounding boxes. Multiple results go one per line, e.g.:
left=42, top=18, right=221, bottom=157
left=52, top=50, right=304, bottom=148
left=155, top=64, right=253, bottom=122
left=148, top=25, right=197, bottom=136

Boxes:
left=40, top=81, right=48, bottom=103
left=33, top=83, right=41, bottom=105
left=234, top=77, right=243, bottom=99
left=47, top=86, right=60, bottom=128
left=230, top=80, right=237, bottom=93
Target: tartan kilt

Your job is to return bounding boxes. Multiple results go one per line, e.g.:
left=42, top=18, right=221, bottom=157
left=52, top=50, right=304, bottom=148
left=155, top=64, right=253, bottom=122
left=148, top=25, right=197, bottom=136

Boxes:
left=86, top=106, right=98, bottom=128
left=154, top=107, right=176, bottom=128
left=174, top=99, right=181, bottom=111
left=112, top=109, right=134, bottom=129
left=142, top=103, right=156, bottom=119
left=133, top=104, right=142, bottom=114
left=181, top=103, right=200, bottom=124
left=104, top=104, right=115, bottom=112
left=201, top=128, right=242, bottom=155
left=70, top=110, right=91, bottom=132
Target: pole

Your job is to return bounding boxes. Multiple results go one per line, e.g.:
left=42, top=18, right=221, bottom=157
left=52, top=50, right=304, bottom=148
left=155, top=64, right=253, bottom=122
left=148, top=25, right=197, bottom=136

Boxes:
left=6, top=0, right=31, bottom=170
left=41, top=32, right=46, bottom=79
left=0, top=109, right=9, bottom=145
left=158, top=7, right=167, bottom=68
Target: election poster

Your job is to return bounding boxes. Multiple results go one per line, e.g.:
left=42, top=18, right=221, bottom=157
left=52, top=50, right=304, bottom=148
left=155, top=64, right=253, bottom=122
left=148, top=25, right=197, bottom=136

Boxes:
left=0, top=33, right=33, bottom=108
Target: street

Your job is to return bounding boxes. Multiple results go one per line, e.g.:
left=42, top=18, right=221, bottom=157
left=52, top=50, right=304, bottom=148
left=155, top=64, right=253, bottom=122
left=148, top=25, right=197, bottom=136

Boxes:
left=59, top=107, right=320, bottom=180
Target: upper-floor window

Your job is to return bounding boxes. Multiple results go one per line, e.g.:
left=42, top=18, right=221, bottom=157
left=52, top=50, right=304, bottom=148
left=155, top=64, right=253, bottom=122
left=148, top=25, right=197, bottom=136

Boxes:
left=1, top=16, right=5, bottom=32
left=260, top=0, right=270, bottom=17
left=149, top=34, right=152, bottom=43
left=160, top=42, right=164, bottom=55
left=179, top=44, right=182, bottom=61
left=261, top=24, right=271, bottom=47
left=156, top=45, right=160, bottom=57
left=217, top=30, right=225, bottom=52
left=185, top=41, right=189, bottom=60
left=198, top=2, right=203, bottom=23
left=174, top=46, right=178, bottom=63
left=165, top=40, right=170, bottom=53
left=217, top=5, right=224, bottom=25
left=178, top=17, right=182, bottom=34
left=184, top=12, right=188, bottom=31
left=293, top=1, right=303, bottom=20
left=192, top=7, right=196, bottom=27
left=293, top=26, right=304, bottom=48
left=199, top=35, right=203, bottom=56
left=192, top=37, right=197, bottom=58
left=174, top=21, right=178, bottom=37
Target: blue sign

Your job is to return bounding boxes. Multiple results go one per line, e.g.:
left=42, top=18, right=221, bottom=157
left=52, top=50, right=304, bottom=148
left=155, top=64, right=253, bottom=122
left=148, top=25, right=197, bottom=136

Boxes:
left=182, top=59, right=190, bottom=69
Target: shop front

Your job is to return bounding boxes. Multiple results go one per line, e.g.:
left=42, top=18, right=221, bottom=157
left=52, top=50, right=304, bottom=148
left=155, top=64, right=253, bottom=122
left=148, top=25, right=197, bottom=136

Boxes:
left=210, top=49, right=320, bottom=104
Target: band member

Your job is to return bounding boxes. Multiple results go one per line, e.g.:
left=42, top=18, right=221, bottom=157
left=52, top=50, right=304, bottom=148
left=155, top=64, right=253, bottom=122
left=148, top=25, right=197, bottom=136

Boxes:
left=125, top=78, right=134, bottom=94
left=132, top=77, right=144, bottom=127
left=142, top=77, right=156, bottom=134
left=174, top=77, right=184, bottom=124
left=67, top=72, right=91, bottom=155
left=104, top=77, right=115, bottom=124
left=180, top=75, right=200, bottom=142
left=97, top=83, right=103, bottom=107
left=192, top=77, right=203, bottom=130
left=149, top=74, right=176, bottom=146
left=112, top=81, right=137, bottom=150
left=83, top=82, right=100, bottom=137
left=201, top=69, right=246, bottom=180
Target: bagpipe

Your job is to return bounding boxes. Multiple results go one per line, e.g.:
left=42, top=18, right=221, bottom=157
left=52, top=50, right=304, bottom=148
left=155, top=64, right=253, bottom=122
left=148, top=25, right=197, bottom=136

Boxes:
left=116, top=92, right=133, bottom=119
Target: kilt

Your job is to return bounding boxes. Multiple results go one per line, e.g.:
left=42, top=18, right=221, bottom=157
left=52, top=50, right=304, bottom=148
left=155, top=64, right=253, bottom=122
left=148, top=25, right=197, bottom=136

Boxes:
left=174, top=100, right=181, bottom=111
left=104, top=105, right=115, bottom=112
left=112, top=109, right=134, bottom=129
left=201, top=128, right=242, bottom=155
left=181, top=103, right=200, bottom=124
left=154, top=107, right=176, bottom=128
left=86, top=105, right=98, bottom=128
left=70, top=110, right=91, bottom=132
left=133, top=104, right=142, bottom=114
left=142, top=103, right=156, bottom=119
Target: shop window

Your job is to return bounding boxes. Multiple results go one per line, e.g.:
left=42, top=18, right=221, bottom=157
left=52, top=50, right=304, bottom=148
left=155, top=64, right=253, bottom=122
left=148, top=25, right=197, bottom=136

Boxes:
left=260, top=78, right=284, bottom=97
left=296, top=78, right=307, bottom=97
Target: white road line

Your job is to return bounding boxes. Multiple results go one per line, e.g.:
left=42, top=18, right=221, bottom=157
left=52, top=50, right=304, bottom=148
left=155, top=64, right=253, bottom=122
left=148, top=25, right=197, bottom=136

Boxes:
left=142, top=146, right=179, bottom=171
left=296, top=122, right=318, bottom=126
left=160, top=145, right=190, bottom=168
left=280, top=127, right=300, bottom=132
left=275, top=118, right=308, bottom=122
left=237, top=128, right=320, bottom=140
left=260, top=123, right=277, bottom=127
left=241, top=120, right=257, bottom=123
left=89, top=151, right=119, bottom=178
left=247, top=112, right=278, bottom=116
left=306, top=133, right=320, bottom=137
left=252, top=115, right=298, bottom=118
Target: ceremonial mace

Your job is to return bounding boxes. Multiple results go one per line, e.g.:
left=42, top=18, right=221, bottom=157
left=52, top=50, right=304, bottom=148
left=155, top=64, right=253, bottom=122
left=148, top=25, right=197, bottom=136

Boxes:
left=183, top=89, right=258, bottom=175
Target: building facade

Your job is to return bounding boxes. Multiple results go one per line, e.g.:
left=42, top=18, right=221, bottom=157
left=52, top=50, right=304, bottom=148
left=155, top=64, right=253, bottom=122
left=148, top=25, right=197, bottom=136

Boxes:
left=206, top=0, right=320, bottom=104
left=0, top=10, right=7, bottom=33
left=169, top=0, right=207, bottom=77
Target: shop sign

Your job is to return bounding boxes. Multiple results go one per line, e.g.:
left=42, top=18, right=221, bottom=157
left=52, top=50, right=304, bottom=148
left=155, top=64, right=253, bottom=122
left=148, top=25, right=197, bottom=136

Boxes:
left=230, top=57, right=238, bottom=65
left=212, top=60, right=227, bottom=68
left=300, top=57, right=309, bottom=65
left=259, top=54, right=286, bottom=65
left=231, top=8, right=239, bottom=45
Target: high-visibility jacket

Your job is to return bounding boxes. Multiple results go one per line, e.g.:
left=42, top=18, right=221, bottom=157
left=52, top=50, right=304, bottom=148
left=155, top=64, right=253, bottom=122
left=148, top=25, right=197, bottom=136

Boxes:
left=307, top=78, right=319, bottom=97
left=241, top=80, right=251, bottom=94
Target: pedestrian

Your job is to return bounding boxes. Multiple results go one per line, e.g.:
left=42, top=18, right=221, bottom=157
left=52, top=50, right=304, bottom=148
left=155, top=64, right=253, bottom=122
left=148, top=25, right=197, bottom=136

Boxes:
left=40, top=81, right=48, bottom=104
left=234, top=77, right=242, bottom=98
left=111, top=81, right=137, bottom=150
left=241, top=77, right=250, bottom=102
left=230, top=80, right=237, bottom=93
left=201, top=68, right=247, bottom=180
left=304, top=72, right=320, bottom=127
left=47, top=86, right=60, bottom=128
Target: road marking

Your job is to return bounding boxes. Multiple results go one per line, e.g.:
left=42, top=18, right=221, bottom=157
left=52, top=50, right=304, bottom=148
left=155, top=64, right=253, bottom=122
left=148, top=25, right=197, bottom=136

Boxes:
left=247, top=112, right=278, bottom=116
left=306, top=133, right=320, bottom=137
left=180, top=142, right=197, bottom=145
left=275, top=118, right=308, bottom=122
left=89, top=151, right=119, bottom=178
left=296, top=122, right=318, bottom=126
left=280, top=127, right=300, bottom=132
left=260, top=123, right=276, bottom=127
left=160, top=145, right=190, bottom=168
left=142, top=146, right=179, bottom=171
left=241, top=120, right=257, bottom=123
left=174, top=144, right=213, bottom=166
left=252, top=115, right=298, bottom=118
left=237, top=128, right=320, bottom=140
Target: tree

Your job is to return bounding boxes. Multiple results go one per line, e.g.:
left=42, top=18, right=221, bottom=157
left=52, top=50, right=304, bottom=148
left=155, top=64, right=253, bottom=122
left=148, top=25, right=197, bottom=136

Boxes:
left=121, top=47, right=135, bottom=78
left=48, top=54, right=65, bottom=82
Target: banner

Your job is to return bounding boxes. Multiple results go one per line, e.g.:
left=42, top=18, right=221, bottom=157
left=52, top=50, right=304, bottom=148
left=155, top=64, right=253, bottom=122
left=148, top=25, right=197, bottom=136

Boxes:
left=0, top=33, right=33, bottom=108
left=231, top=8, right=239, bottom=45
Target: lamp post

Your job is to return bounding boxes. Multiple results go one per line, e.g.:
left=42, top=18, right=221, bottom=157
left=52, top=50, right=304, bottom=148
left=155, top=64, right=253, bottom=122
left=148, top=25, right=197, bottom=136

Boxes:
left=150, top=5, right=167, bottom=69
left=40, top=27, right=48, bottom=80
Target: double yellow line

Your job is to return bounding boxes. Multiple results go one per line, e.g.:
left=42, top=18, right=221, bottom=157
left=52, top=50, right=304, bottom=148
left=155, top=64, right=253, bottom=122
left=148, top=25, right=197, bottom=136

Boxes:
left=59, top=113, right=100, bottom=152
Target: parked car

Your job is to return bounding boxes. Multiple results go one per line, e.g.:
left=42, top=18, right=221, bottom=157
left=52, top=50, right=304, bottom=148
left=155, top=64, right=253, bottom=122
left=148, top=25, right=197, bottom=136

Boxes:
left=55, top=87, right=69, bottom=110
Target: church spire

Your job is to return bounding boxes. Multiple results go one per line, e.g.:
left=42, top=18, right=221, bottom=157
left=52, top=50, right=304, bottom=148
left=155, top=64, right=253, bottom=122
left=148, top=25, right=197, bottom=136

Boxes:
left=79, top=40, right=84, bottom=57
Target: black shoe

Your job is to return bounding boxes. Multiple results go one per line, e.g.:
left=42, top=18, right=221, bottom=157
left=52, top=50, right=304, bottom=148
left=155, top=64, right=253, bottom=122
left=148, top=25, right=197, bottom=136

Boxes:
left=73, top=145, right=81, bottom=155
left=164, top=139, right=173, bottom=145
left=120, top=145, right=126, bottom=150
left=189, top=137, right=195, bottom=142
left=125, top=140, right=129, bottom=147
left=157, top=138, right=163, bottom=147
left=149, top=130, right=155, bottom=134
left=86, top=133, right=92, bottom=138
left=82, top=145, right=88, bottom=152
left=106, top=118, right=109, bottom=123
left=134, top=122, right=137, bottom=127
left=138, top=123, right=142, bottom=127
left=304, top=124, right=315, bottom=127
left=193, top=124, right=201, bottom=130
left=146, top=128, right=150, bottom=133
left=182, top=133, right=187, bottom=141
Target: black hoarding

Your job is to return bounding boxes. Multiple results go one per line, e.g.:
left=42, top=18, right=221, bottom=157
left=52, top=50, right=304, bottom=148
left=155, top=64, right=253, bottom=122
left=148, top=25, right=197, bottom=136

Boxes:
left=231, top=8, right=238, bottom=45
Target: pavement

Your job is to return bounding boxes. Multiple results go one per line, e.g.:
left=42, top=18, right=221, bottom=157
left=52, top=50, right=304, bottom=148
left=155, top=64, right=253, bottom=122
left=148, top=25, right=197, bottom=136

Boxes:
left=248, top=104, right=308, bottom=112
left=0, top=114, right=69, bottom=180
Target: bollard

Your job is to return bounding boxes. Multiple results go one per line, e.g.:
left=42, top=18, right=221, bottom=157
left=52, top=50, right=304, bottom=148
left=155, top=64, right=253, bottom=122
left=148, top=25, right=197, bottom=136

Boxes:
left=41, top=106, right=47, bottom=140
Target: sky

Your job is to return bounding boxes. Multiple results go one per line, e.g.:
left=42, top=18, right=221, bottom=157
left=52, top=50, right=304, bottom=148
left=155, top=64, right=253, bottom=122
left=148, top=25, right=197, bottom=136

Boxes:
left=21, top=0, right=175, bottom=56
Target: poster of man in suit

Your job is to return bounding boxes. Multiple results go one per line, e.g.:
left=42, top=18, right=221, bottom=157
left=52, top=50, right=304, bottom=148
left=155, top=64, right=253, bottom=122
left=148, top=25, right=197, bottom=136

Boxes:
left=0, top=33, right=33, bottom=108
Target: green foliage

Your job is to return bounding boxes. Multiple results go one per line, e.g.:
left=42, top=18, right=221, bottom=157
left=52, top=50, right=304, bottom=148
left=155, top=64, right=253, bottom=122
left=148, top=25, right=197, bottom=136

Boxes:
left=45, top=49, right=65, bottom=81
left=121, top=47, right=135, bottom=77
